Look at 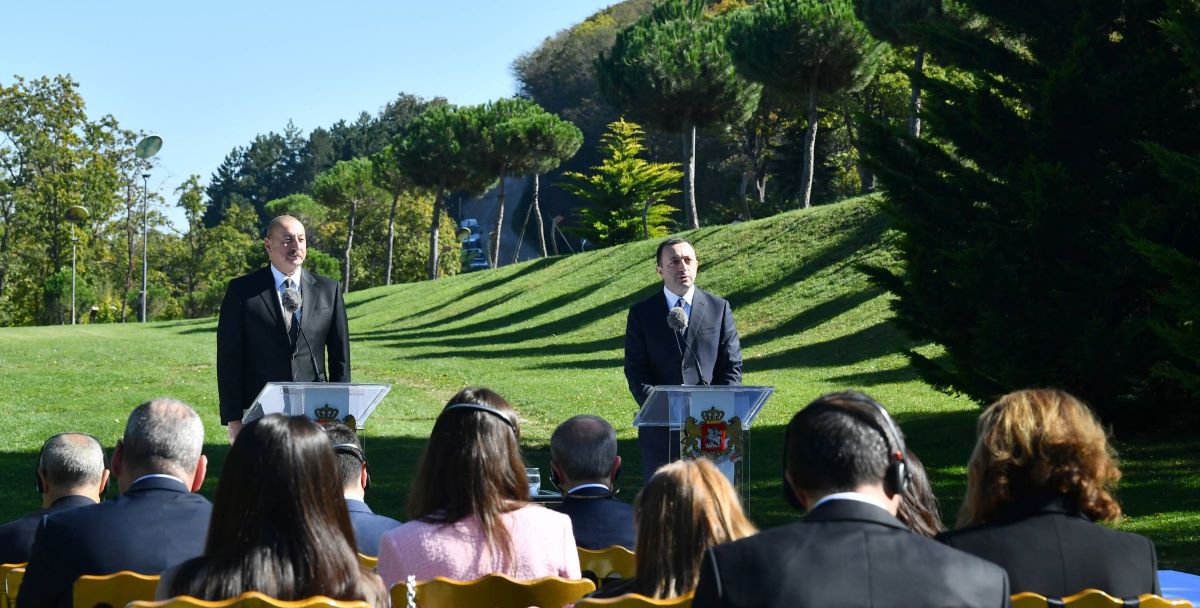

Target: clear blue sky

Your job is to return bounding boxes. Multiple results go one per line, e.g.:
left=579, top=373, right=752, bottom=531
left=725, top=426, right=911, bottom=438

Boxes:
left=2, top=0, right=615, bottom=224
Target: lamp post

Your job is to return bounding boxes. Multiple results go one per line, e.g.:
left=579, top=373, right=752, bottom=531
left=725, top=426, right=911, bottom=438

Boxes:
left=64, top=205, right=90, bottom=325
left=133, top=135, right=162, bottom=322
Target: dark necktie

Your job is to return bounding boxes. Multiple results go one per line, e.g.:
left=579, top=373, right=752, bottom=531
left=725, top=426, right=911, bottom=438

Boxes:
left=285, top=279, right=299, bottom=345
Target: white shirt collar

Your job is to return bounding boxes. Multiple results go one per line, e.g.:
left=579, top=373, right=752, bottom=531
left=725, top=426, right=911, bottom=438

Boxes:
left=131, top=473, right=189, bottom=489
left=663, top=285, right=695, bottom=308
left=567, top=483, right=612, bottom=494
left=811, top=491, right=892, bottom=513
left=270, top=264, right=302, bottom=289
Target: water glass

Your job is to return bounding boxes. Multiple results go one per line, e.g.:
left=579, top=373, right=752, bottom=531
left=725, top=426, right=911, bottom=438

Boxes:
left=526, top=467, right=541, bottom=497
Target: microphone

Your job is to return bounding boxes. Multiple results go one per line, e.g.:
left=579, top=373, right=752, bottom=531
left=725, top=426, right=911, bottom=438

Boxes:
left=282, top=286, right=326, bottom=382
left=666, top=306, right=688, bottom=332
left=666, top=306, right=708, bottom=385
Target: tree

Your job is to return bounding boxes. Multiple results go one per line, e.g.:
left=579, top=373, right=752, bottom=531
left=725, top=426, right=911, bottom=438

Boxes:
left=559, top=119, right=681, bottom=246
left=392, top=105, right=494, bottom=279
left=854, top=0, right=946, bottom=138
left=598, top=0, right=761, bottom=229
left=312, top=158, right=382, bottom=293
left=476, top=98, right=543, bottom=268
left=858, top=0, right=1200, bottom=429
left=497, top=111, right=583, bottom=258
left=728, top=0, right=886, bottom=209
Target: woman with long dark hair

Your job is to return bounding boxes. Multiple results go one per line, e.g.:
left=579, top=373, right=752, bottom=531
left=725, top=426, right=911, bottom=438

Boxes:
left=162, top=415, right=385, bottom=605
left=376, top=387, right=579, bottom=586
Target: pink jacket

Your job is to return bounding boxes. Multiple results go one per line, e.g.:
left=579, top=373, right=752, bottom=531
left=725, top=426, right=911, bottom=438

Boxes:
left=377, top=504, right=581, bottom=588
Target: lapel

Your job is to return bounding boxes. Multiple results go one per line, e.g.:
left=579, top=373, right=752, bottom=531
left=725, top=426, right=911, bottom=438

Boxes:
left=257, top=268, right=288, bottom=341
left=686, top=288, right=707, bottom=353
left=300, top=269, right=319, bottom=332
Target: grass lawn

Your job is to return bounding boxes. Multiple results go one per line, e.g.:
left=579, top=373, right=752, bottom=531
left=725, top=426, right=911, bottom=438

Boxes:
left=1, top=195, right=1195, bottom=570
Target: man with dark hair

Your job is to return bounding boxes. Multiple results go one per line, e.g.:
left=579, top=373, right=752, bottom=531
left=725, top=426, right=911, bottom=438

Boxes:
left=18, top=398, right=212, bottom=608
left=549, top=415, right=634, bottom=550
left=218, top=215, right=351, bottom=442
left=692, top=391, right=1010, bottom=608
left=324, top=422, right=400, bottom=557
left=624, top=237, right=743, bottom=480
left=0, top=433, right=109, bottom=564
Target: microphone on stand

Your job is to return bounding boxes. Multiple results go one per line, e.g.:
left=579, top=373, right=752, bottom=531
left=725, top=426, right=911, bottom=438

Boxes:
left=666, top=306, right=708, bottom=385
left=282, top=286, right=326, bottom=382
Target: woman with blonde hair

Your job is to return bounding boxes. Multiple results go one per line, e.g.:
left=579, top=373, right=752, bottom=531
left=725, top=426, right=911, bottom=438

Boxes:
left=591, top=458, right=756, bottom=600
left=939, top=388, right=1159, bottom=597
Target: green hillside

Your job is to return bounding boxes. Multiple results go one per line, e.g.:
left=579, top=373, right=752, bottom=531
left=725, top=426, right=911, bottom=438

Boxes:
left=0, top=196, right=1195, bottom=569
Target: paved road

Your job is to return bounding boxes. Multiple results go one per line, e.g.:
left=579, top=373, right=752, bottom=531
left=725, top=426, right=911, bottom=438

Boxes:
left=457, top=176, right=541, bottom=267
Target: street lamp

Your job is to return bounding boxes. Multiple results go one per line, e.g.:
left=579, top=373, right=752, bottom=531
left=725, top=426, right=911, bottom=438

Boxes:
left=64, top=205, right=90, bottom=325
left=134, top=134, right=162, bottom=322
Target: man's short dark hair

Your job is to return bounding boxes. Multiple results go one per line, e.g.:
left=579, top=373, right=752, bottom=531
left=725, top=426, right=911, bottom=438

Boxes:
left=551, top=415, right=618, bottom=482
left=323, top=422, right=364, bottom=488
left=655, top=237, right=691, bottom=266
left=786, top=391, right=894, bottom=495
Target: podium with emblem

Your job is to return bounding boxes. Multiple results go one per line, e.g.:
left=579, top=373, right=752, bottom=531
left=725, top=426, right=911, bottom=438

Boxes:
left=633, top=385, right=773, bottom=506
left=244, top=382, right=391, bottom=430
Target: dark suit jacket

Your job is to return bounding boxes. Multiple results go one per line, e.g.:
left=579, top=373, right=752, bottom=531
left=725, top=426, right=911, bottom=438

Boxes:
left=551, top=486, right=636, bottom=550
left=938, top=495, right=1160, bottom=598
left=624, top=287, right=742, bottom=406
left=693, top=499, right=1011, bottom=608
left=0, top=495, right=94, bottom=565
left=17, top=477, right=212, bottom=608
left=217, top=266, right=350, bottom=424
left=346, top=498, right=401, bottom=557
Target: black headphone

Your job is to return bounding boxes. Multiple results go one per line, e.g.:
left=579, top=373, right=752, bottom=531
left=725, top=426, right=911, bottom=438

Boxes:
left=332, top=442, right=371, bottom=491
left=441, top=403, right=519, bottom=435
left=782, top=393, right=910, bottom=510
left=35, top=433, right=109, bottom=498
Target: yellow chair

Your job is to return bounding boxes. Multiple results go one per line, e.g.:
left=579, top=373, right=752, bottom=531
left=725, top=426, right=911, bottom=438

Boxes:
left=1011, top=589, right=1193, bottom=608
left=128, top=591, right=371, bottom=608
left=578, top=546, right=636, bottom=582
left=2, top=563, right=25, bottom=608
left=390, top=574, right=596, bottom=608
left=3, top=566, right=26, bottom=608
left=73, top=571, right=160, bottom=608
left=576, top=591, right=694, bottom=607
left=357, top=554, right=378, bottom=572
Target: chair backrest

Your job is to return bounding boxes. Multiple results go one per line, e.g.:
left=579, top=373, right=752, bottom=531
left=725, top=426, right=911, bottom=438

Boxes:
left=1012, top=589, right=1193, bottom=608
left=390, top=574, right=596, bottom=608
left=577, top=547, right=636, bottom=582
left=128, top=591, right=372, bottom=608
left=2, top=566, right=26, bottom=608
left=575, top=591, right=694, bottom=607
left=74, top=571, right=160, bottom=608
left=357, top=554, right=378, bottom=572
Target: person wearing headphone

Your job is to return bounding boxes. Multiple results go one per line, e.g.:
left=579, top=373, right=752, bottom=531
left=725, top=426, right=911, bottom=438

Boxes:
left=692, top=391, right=1010, bottom=608
left=0, top=433, right=109, bottom=564
left=323, top=422, right=401, bottom=557
left=549, top=415, right=634, bottom=550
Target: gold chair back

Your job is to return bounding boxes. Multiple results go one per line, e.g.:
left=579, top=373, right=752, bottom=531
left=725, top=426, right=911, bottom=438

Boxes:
left=575, top=591, right=694, bottom=607
left=390, top=574, right=596, bottom=608
left=2, top=566, right=26, bottom=608
left=1011, top=589, right=1193, bottom=608
left=128, top=591, right=372, bottom=608
left=73, top=571, right=160, bottom=608
left=357, top=554, right=378, bottom=572
left=577, top=547, right=636, bottom=582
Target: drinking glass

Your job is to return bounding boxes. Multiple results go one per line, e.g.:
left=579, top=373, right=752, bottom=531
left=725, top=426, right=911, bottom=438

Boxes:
left=526, top=467, right=541, bottom=497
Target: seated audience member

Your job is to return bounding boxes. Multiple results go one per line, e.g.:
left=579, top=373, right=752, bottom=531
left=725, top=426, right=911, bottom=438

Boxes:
left=377, top=387, right=580, bottom=587
left=549, top=415, right=635, bottom=550
left=692, top=391, right=1009, bottom=608
left=591, top=458, right=755, bottom=600
left=896, top=449, right=946, bottom=538
left=939, top=388, right=1160, bottom=598
left=18, top=398, right=211, bottom=608
left=163, top=415, right=385, bottom=605
left=323, top=422, right=401, bottom=557
left=0, top=433, right=109, bottom=565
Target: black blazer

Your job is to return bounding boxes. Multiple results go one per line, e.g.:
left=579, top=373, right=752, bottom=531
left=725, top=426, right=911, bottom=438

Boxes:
left=624, top=287, right=742, bottom=406
left=346, top=499, right=402, bottom=557
left=217, top=266, right=351, bottom=424
left=693, top=499, right=1011, bottom=608
left=938, top=495, right=1160, bottom=599
left=551, top=486, right=636, bottom=550
left=0, top=495, right=94, bottom=565
left=17, top=477, right=212, bottom=608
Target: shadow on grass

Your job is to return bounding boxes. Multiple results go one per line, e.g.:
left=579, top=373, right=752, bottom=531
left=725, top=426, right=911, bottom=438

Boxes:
left=740, top=288, right=883, bottom=352
left=752, top=321, right=909, bottom=372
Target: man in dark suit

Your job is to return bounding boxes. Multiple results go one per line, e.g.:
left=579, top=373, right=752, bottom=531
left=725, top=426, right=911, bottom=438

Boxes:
left=218, top=215, right=350, bottom=442
left=624, top=238, right=742, bottom=481
left=324, top=423, right=400, bottom=557
left=549, top=415, right=634, bottom=550
left=692, top=391, right=1011, bottom=608
left=18, top=398, right=212, bottom=608
left=0, top=433, right=108, bottom=564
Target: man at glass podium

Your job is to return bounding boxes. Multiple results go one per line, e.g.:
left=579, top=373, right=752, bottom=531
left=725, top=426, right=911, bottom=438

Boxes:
left=624, top=237, right=743, bottom=481
left=217, top=215, right=351, bottom=442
